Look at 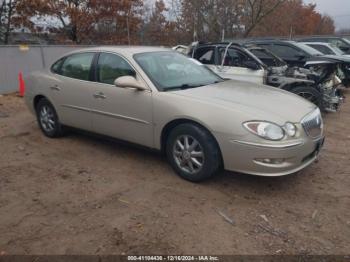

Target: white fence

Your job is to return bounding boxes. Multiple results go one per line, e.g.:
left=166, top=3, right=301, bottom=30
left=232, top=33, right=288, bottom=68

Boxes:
left=0, top=45, right=92, bottom=94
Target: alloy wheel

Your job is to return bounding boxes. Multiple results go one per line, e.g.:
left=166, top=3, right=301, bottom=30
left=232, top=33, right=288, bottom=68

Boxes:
left=39, top=105, right=56, bottom=133
left=173, top=135, right=205, bottom=175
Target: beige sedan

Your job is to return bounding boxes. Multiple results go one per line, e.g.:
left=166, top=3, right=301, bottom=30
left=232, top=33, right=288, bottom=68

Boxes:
left=25, top=47, right=324, bottom=182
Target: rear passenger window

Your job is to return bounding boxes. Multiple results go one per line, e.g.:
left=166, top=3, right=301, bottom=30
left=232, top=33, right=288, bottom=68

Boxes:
left=97, top=53, right=136, bottom=85
left=51, top=58, right=64, bottom=74
left=60, top=53, right=94, bottom=81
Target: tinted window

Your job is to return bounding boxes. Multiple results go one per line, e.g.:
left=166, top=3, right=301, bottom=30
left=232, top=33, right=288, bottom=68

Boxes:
left=97, top=53, right=136, bottom=85
left=219, top=47, right=257, bottom=67
left=61, top=53, right=94, bottom=81
left=249, top=48, right=286, bottom=67
left=194, top=47, right=215, bottom=64
left=267, top=44, right=305, bottom=57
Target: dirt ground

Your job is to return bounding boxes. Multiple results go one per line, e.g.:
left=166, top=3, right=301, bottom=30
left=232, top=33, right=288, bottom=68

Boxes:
left=0, top=91, right=349, bottom=255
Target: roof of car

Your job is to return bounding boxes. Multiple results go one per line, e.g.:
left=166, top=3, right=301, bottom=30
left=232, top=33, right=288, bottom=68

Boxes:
left=194, top=42, right=243, bottom=48
left=297, top=36, right=342, bottom=39
left=248, top=39, right=296, bottom=44
left=62, top=46, right=172, bottom=57
left=300, top=42, right=332, bottom=46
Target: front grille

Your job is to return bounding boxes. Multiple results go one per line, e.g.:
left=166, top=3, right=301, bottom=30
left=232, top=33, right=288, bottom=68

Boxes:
left=301, top=108, right=323, bottom=138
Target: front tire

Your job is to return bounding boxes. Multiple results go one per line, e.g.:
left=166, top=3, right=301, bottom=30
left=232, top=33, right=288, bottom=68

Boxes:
left=36, top=98, right=64, bottom=138
left=166, top=123, right=221, bottom=182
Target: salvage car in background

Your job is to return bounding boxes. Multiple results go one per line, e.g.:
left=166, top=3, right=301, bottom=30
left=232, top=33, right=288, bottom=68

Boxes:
left=248, top=40, right=348, bottom=111
left=301, top=42, right=350, bottom=57
left=297, top=36, right=350, bottom=54
left=188, top=42, right=323, bottom=109
left=247, top=40, right=323, bottom=67
left=24, top=47, right=324, bottom=182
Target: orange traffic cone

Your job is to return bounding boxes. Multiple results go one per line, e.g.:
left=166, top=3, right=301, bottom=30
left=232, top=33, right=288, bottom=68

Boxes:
left=18, top=72, right=25, bottom=97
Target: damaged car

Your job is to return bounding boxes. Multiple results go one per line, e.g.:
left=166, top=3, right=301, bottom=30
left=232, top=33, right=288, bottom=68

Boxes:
left=188, top=42, right=322, bottom=108
left=248, top=39, right=350, bottom=87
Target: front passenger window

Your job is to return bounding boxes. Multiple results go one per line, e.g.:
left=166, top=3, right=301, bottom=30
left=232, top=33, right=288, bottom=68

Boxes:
left=61, top=53, right=94, bottom=81
left=97, top=53, right=136, bottom=85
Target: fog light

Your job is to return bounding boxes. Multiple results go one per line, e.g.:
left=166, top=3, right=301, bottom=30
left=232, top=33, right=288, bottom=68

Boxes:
left=255, top=158, right=285, bottom=165
left=284, top=122, right=297, bottom=137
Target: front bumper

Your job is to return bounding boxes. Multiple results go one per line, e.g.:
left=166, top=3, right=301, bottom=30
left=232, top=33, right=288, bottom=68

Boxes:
left=217, top=135, right=325, bottom=177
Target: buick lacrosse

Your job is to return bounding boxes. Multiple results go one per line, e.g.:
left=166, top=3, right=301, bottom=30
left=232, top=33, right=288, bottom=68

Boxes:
left=25, top=47, right=324, bottom=182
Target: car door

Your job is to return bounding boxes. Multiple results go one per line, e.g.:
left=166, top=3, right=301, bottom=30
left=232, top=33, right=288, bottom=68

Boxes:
left=194, top=46, right=264, bottom=84
left=90, top=52, right=154, bottom=148
left=49, top=52, right=96, bottom=131
left=215, top=47, right=265, bottom=84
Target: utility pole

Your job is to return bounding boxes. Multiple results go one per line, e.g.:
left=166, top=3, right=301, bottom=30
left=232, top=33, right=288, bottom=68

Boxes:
left=126, top=14, right=130, bottom=45
left=4, top=0, right=13, bottom=44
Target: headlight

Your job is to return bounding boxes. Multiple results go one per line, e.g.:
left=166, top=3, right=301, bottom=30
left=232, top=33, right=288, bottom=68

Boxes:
left=284, top=122, right=297, bottom=137
left=244, top=121, right=285, bottom=141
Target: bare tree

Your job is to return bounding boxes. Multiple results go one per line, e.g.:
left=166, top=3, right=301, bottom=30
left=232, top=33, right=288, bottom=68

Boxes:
left=244, top=0, right=287, bottom=37
left=0, top=0, right=14, bottom=43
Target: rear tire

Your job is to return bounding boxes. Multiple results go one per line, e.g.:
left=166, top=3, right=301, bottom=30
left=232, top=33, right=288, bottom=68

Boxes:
left=35, top=98, right=65, bottom=138
left=291, top=86, right=323, bottom=109
left=166, top=123, right=221, bottom=182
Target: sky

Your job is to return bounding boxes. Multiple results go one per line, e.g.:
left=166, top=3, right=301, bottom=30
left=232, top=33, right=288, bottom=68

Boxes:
left=304, top=0, right=350, bottom=30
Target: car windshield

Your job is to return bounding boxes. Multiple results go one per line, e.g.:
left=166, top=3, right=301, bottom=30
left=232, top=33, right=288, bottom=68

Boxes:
left=134, top=51, right=223, bottom=91
left=329, top=44, right=345, bottom=55
left=295, top=43, right=323, bottom=56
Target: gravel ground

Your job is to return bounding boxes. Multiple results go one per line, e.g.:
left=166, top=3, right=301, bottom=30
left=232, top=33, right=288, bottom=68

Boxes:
left=0, top=92, right=349, bottom=255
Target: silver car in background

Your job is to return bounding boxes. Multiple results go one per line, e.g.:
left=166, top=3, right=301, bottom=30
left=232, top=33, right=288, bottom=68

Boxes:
left=24, top=47, right=324, bottom=182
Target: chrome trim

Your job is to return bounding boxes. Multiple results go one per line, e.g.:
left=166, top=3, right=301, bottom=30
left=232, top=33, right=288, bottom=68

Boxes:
left=231, top=139, right=304, bottom=149
left=62, top=104, right=150, bottom=125
left=90, top=109, right=150, bottom=125
left=62, top=104, right=90, bottom=113
left=301, top=108, right=323, bottom=139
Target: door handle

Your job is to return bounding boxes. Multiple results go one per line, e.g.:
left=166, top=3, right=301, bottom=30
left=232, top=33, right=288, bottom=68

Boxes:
left=50, top=85, right=61, bottom=91
left=93, top=92, right=107, bottom=99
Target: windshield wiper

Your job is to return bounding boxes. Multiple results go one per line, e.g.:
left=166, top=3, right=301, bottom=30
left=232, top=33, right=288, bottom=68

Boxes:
left=165, top=84, right=204, bottom=91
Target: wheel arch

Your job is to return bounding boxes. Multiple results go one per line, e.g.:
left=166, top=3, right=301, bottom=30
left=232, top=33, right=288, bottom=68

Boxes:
left=280, top=81, right=313, bottom=92
left=160, top=118, right=223, bottom=163
left=33, top=94, right=48, bottom=110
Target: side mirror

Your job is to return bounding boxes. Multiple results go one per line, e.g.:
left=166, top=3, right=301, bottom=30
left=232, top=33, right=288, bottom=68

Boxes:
left=243, top=61, right=260, bottom=70
left=114, top=76, right=148, bottom=91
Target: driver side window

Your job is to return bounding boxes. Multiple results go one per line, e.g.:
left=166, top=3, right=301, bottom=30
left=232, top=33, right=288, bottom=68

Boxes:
left=97, top=53, right=136, bottom=85
left=268, top=44, right=305, bottom=58
left=219, top=48, right=255, bottom=68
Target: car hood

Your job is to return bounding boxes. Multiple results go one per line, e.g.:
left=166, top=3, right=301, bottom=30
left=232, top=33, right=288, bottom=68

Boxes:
left=306, top=55, right=350, bottom=65
left=170, top=80, right=316, bottom=123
